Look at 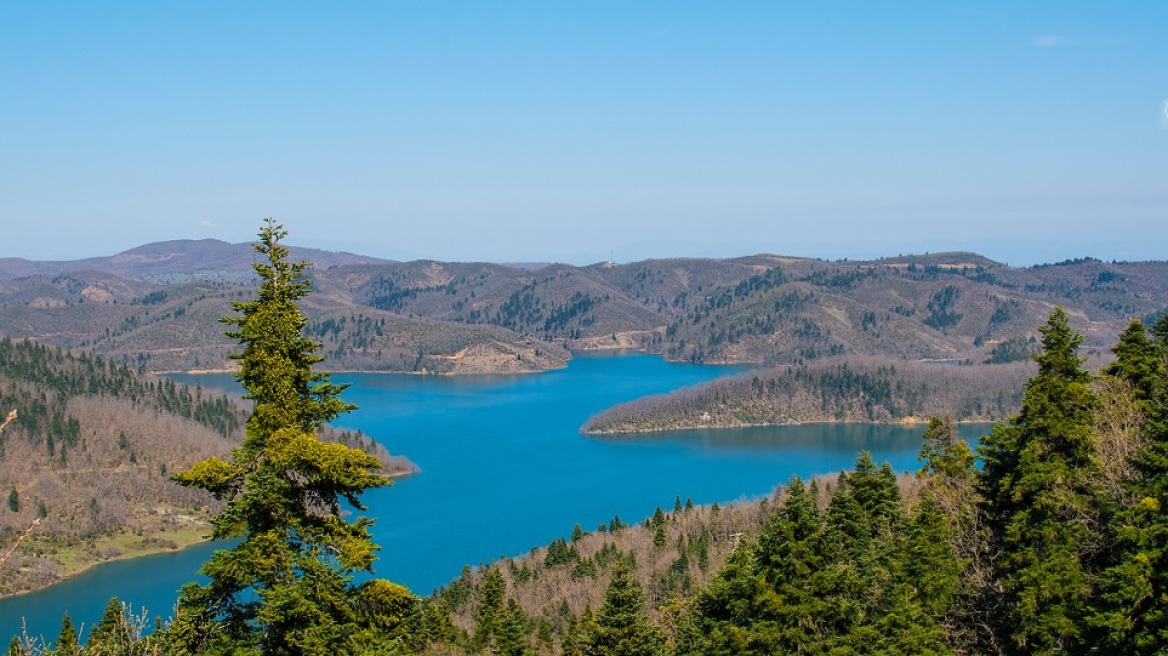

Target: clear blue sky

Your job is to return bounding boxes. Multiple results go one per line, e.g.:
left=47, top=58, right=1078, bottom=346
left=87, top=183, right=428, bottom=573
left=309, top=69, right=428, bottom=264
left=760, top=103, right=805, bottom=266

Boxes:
left=2, top=1, right=1165, bottom=265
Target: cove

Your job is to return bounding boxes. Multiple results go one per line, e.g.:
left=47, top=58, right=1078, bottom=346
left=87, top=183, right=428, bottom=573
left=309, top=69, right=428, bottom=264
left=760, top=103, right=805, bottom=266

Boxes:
left=0, top=351, right=992, bottom=641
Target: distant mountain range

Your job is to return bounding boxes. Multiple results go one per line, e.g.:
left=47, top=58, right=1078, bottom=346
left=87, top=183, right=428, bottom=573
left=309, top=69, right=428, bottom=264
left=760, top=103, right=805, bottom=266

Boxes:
left=0, top=239, right=1164, bottom=374
left=0, top=239, right=389, bottom=284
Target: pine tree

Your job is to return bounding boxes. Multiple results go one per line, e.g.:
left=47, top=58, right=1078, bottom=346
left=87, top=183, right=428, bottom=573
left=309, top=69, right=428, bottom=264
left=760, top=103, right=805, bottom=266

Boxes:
left=3, top=637, right=25, bottom=656
left=916, top=416, right=985, bottom=653
left=978, top=307, right=1101, bottom=654
left=682, top=544, right=762, bottom=656
left=825, top=453, right=900, bottom=564
left=562, top=604, right=598, bottom=656
left=846, top=452, right=901, bottom=529
left=494, top=599, right=533, bottom=656
left=757, top=476, right=833, bottom=653
left=918, top=416, right=974, bottom=482
left=89, top=597, right=131, bottom=649
left=5, top=488, right=15, bottom=513
left=473, top=567, right=507, bottom=651
left=1091, top=315, right=1168, bottom=653
left=55, top=614, right=79, bottom=656
left=902, top=495, right=962, bottom=620
left=586, top=562, right=663, bottom=656
left=1106, top=319, right=1163, bottom=406
left=652, top=523, right=667, bottom=549
left=164, top=219, right=391, bottom=654
left=418, top=598, right=459, bottom=648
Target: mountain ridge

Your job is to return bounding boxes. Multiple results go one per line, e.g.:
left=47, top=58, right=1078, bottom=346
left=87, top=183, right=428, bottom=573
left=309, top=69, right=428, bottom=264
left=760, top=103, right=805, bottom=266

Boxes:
left=0, top=239, right=391, bottom=283
left=0, top=240, right=1165, bottom=375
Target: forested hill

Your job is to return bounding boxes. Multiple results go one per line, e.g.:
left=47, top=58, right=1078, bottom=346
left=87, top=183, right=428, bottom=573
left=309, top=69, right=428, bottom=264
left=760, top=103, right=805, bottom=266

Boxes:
left=582, top=359, right=1034, bottom=434
left=0, top=337, right=413, bottom=597
left=1, top=243, right=1167, bottom=373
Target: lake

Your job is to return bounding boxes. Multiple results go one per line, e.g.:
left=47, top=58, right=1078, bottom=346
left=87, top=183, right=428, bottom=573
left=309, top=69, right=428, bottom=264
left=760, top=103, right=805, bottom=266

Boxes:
left=0, top=351, right=992, bottom=641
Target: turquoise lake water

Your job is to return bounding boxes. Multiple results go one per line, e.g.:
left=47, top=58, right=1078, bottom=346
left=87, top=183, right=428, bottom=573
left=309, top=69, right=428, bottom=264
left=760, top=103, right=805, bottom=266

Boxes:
left=0, top=351, right=992, bottom=641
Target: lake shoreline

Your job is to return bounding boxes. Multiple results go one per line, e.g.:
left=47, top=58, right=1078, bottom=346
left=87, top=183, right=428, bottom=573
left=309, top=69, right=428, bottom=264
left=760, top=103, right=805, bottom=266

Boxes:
left=154, top=344, right=738, bottom=377
left=0, top=468, right=415, bottom=602
left=0, top=524, right=210, bottom=602
left=5, top=354, right=964, bottom=641
left=582, top=416, right=1000, bottom=436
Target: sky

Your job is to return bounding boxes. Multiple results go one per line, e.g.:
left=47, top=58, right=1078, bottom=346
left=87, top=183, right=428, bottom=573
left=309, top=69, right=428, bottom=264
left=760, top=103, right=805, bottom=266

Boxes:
left=1, top=1, right=1166, bottom=266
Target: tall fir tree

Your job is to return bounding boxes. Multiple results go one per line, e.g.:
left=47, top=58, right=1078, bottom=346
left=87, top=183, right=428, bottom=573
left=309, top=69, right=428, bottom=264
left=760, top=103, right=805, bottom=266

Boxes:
left=494, top=599, right=533, bottom=656
left=917, top=416, right=975, bottom=483
left=562, top=604, right=599, bottom=656
left=55, top=614, right=79, bottom=656
left=916, top=416, right=989, bottom=654
left=472, top=567, right=507, bottom=651
left=978, top=307, right=1102, bottom=654
left=88, top=597, right=131, bottom=650
left=1105, top=319, right=1163, bottom=407
left=165, top=219, right=391, bottom=655
left=1092, top=315, right=1168, bottom=653
left=586, top=562, right=663, bottom=656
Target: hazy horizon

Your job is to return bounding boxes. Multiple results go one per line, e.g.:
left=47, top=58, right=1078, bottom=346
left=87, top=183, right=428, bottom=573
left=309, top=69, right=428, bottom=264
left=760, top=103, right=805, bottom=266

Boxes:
left=3, top=2, right=1165, bottom=266
left=1, top=232, right=1161, bottom=270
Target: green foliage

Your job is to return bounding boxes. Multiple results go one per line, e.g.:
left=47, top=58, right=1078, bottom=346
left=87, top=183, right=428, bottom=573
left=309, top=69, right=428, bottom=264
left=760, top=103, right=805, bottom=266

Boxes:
left=1105, top=319, right=1163, bottom=407
left=1091, top=314, right=1168, bottom=653
left=585, top=562, right=663, bottom=656
left=494, top=599, right=533, bottom=656
left=417, top=598, right=460, bottom=647
left=681, top=464, right=956, bottom=656
left=55, top=614, right=79, bottom=656
left=6, top=488, right=16, bottom=513
left=652, top=523, right=666, bottom=549
left=89, top=597, right=131, bottom=646
left=917, top=416, right=974, bottom=481
left=561, top=604, right=598, bottom=656
left=545, top=537, right=580, bottom=568
left=903, top=495, right=962, bottom=619
left=472, top=567, right=507, bottom=651
left=5, top=637, right=26, bottom=656
left=607, top=515, right=625, bottom=532
left=978, top=307, right=1102, bottom=653
left=350, top=579, right=421, bottom=653
left=924, top=285, right=963, bottom=330
left=165, top=219, right=392, bottom=655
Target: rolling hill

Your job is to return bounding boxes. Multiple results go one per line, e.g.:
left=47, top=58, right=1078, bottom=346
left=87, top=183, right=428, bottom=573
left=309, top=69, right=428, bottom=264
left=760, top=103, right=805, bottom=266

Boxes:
left=0, top=337, right=415, bottom=597
left=0, top=242, right=1165, bottom=375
